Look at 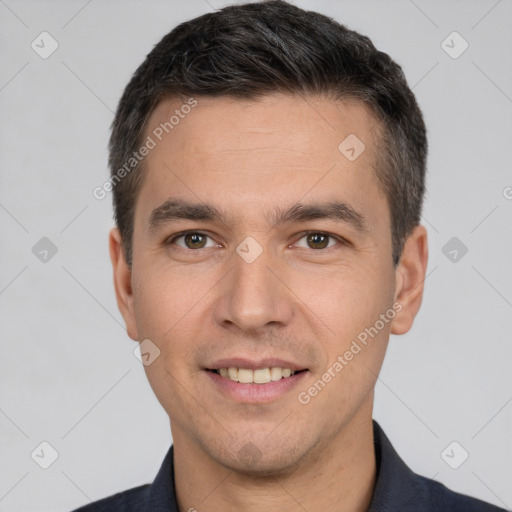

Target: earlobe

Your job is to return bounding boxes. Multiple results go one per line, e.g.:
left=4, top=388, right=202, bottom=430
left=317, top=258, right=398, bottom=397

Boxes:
left=390, top=225, right=429, bottom=336
left=109, top=228, right=139, bottom=341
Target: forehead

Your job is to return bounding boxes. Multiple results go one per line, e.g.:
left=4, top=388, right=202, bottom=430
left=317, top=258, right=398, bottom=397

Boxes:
left=145, top=93, right=379, bottom=165
left=136, top=93, right=388, bottom=231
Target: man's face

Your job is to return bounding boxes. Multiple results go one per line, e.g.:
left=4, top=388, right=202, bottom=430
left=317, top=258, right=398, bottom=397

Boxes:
left=115, top=94, right=410, bottom=474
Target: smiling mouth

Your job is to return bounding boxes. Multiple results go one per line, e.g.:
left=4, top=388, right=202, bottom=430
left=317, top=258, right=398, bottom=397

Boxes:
left=207, top=367, right=308, bottom=384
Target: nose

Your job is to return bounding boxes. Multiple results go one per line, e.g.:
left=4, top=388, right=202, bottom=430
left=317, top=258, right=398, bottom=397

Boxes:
left=213, top=242, right=294, bottom=334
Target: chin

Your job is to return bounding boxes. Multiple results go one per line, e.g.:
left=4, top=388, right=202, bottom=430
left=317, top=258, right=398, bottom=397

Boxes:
left=228, top=453, right=301, bottom=478
left=209, top=434, right=316, bottom=478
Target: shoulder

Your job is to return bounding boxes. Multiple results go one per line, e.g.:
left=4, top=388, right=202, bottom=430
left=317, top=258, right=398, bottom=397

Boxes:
left=70, top=444, right=176, bottom=512
left=370, top=421, right=506, bottom=511
left=416, top=473, right=505, bottom=511
left=70, top=483, right=151, bottom=511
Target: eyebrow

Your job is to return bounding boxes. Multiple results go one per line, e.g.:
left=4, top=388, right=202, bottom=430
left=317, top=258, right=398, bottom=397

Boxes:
left=148, top=198, right=367, bottom=234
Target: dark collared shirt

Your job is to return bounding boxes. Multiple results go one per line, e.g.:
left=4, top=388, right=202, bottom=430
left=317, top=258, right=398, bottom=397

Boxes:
left=72, top=421, right=505, bottom=511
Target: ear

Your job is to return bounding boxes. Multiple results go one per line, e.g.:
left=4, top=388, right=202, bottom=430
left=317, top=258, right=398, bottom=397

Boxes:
left=391, top=224, right=429, bottom=335
left=109, top=227, right=139, bottom=341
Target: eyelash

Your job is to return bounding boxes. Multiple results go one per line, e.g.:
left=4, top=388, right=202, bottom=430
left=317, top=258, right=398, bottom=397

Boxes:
left=166, top=230, right=347, bottom=252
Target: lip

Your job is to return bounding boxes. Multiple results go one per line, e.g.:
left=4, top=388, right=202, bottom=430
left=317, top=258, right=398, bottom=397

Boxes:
left=205, top=358, right=308, bottom=371
left=205, top=368, right=309, bottom=403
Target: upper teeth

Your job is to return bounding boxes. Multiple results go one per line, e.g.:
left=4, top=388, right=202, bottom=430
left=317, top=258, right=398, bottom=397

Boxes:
left=218, top=367, right=296, bottom=384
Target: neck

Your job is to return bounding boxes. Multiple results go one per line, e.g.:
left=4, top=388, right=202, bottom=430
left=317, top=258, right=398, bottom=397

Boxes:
left=172, top=401, right=376, bottom=512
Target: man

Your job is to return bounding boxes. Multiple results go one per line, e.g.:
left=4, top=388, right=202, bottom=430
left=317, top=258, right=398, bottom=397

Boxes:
left=74, top=1, right=505, bottom=510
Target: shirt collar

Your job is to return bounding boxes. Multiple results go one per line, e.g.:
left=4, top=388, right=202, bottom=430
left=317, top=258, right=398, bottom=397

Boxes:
left=144, top=444, right=177, bottom=511
left=368, top=420, right=430, bottom=511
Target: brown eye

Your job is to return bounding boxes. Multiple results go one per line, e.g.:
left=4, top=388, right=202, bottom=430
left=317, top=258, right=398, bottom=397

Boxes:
left=306, top=232, right=330, bottom=249
left=294, top=232, right=338, bottom=250
left=171, top=231, right=216, bottom=250
left=184, top=233, right=207, bottom=249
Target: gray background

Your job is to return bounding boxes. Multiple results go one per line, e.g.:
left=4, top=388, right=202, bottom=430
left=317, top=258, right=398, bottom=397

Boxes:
left=1, top=0, right=511, bottom=510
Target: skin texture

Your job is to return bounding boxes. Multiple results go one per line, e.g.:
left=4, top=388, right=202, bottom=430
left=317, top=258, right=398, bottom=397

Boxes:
left=110, top=93, right=428, bottom=512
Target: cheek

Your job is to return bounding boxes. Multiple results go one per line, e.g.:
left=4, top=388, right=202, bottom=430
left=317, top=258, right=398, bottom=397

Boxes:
left=133, top=266, right=203, bottom=337
left=297, top=262, right=393, bottom=342
left=135, top=274, right=204, bottom=419
left=298, top=264, right=394, bottom=403
left=133, top=268, right=210, bottom=385
left=303, top=282, right=392, bottom=415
